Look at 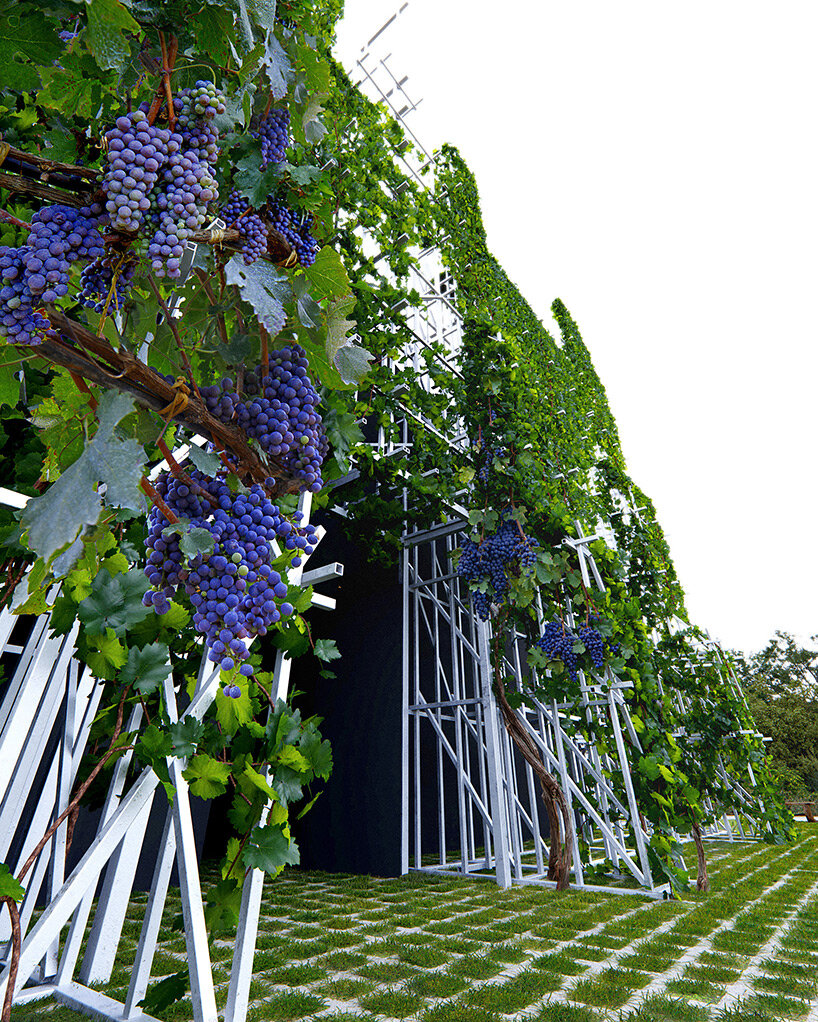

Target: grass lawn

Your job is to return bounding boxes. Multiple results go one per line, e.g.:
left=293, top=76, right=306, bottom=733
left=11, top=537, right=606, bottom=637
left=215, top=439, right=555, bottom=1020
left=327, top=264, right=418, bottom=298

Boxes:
left=10, top=829, right=818, bottom=1022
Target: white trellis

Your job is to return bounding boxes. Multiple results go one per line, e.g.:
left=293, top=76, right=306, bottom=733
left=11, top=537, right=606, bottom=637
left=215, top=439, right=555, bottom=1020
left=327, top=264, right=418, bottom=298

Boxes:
left=0, top=488, right=342, bottom=1022
left=401, top=518, right=671, bottom=898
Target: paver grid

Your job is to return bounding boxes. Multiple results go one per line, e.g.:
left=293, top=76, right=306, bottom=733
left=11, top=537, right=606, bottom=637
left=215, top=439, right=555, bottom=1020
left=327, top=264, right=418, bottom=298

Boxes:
left=11, top=831, right=818, bottom=1022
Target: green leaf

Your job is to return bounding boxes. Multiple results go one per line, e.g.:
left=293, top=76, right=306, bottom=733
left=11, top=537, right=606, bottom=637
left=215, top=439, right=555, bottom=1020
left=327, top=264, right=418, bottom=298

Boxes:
left=233, top=151, right=282, bottom=208
left=225, top=256, right=290, bottom=336
left=283, top=163, right=322, bottom=187
left=214, top=683, right=254, bottom=735
left=276, top=745, right=309, bottom=773
left=261, top=28, right=291, bottom=99
left=120, top=642, right=171, bottom=695
left=296, top=792, right=321, bottom=820
left=243, top=764, right=277, bottom=801
left=186, top=445, right=222, bottom=478
left=243, top=822, right=299, bottom=874
left=299, top=728, right=333, bottom=780
left=183, top=754, right=232, bottom=799
left=334, top=344, right=373, bottom=386
left=0, top=862, right=25, bottom=902
left=169, top=717, right=204, bottom=760
left=77, top=568, right=151, bottom=637
left=139, top=972, right=188, bottom=1015
left=314, top=638, right=341, bottom=663
left=85, top=629, right=128, bottom=672
left=302, top=248, right=352, bottom=303
left=135, top=725, right=174, bottom=800
left=85, top=0, right=140, bottom=74
left=218, top=331, right=257, bottom=366
left=204, top=876, right=243, bottom=934
left=179, top=527, right=216, bottom=562
left=20, top=391, right=146, bottom=569
left=0, top=9, right=63, bottom=91
left=0, top=364, right=20, bottom=409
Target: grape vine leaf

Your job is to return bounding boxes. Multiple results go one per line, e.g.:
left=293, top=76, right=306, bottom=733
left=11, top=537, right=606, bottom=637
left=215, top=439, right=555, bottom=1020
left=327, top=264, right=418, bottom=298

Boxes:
left=183, top=755, right=232, bottom=799
left=261, top=29, right=291, bottom=99
left=299, top=727, right=333, bottom=780
left=302, top=93, right=328, bottom=144
left=0, top=365, right=19, bottom=409
left=0, top=9, right=63, bottom=92
left=139, top=972, right=188, bottom=1015
left=186, top=445, right=222, bottom=478
left=169, top=718, right=204, bottom=759
left=334, top=346, right=373, bottom=385
left=77, top=568, right=151, bottom=637
left=85, top=0, right=141, bottom=75
left=179, top=527, right=216, bottom=562
left=290, top=276, right=324, bottom=330
left=20, top=391, right=147, bottom=569
left=302, top=247, right=352, bottom=302
left=313, top=638, right=341, bottom=663
left=225, top=256, right=290, bottom=336
left=214, top=683, right=254, bottom=735
left=0, top=862, right=25, bottom=902
left=234, top=151, right=282, bottom=208
left=283, top=163, right=322, bottom=187
left=120, top=642, right=171, bottom=695
left=243, top=822, right=299, bottom=873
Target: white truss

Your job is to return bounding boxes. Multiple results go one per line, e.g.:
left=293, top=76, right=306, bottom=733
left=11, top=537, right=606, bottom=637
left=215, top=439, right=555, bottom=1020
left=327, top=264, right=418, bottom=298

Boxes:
left=0, top=489, right=342, bottom=1022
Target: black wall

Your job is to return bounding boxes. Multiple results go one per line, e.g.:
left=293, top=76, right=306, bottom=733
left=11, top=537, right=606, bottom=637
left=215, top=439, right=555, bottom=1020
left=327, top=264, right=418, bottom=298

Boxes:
left=292, top=516, right=404, bottom=877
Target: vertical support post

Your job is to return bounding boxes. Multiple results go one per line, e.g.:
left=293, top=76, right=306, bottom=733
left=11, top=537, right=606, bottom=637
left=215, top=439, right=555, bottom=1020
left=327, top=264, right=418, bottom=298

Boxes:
left=401, top=542, right=410, bottom=875
left=476, top=620, right=511, bottom=888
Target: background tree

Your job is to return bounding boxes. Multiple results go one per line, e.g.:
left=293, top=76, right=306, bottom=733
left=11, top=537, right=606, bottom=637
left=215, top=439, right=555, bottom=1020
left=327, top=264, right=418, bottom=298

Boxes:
left=733, top=632, right=818, bottom=798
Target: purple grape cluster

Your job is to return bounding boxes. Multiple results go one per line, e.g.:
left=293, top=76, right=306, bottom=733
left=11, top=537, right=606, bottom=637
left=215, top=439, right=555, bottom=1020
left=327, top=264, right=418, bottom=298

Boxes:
left=220, top=190, right=268, bottom=264
left=535, top=621, right=580, bottom=681
left=268, top=201, right=318, bottom=267
left=78, top=252, right=137, bottom=312
left=534, top=620, right=616, bottom=681
left=103, top=110, right=172, bottom=233
left=0, top=246, right=54, bottom=346
left=578, top=625, right=606, bottom=669
left=143, top=467, right=318, bottom=697
left=457, top=511, right=539, bottom=620
left=0, top=201, right=107, bottom=345
left=253, top=109, right=290, bottom=166
left=24, top=203, right=105, bottom=303
left=146, top=83, right=223, bottom=278
left=198, top=346, right=328, bottom=494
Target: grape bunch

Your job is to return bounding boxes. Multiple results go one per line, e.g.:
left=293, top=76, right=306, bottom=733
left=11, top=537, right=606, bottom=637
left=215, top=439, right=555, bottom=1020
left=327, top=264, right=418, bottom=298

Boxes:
left=220, top=190, right=268, bottom=264
left=534, top=619, right=616, bottom=682
left=146, top=82, right=224, bottom=278
left=143, top=467, right=318, bottom=697
left=0, top=246, right=54, bottom=346
left=102, top=110, right=172, bottom=234
left=198, top=345, right=328, bottom=493
left=78, top=252, right=137, bottom=312
left=535, top=621, right=580, bottom=682
left=24, top=203, right=105, bottom=303
left=253, top=109, right=290, bottom=167
left=0, top=201, right=106, bottom=346
left=578, top=625, right=606, bottom=669
left=268, top=200, right=319, bottom=267
left=457, top=510, right=538, bottom=619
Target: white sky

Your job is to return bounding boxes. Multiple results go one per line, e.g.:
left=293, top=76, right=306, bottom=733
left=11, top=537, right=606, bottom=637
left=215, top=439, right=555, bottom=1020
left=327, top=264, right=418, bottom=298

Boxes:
left=334, top=1, right=818, bottom=655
